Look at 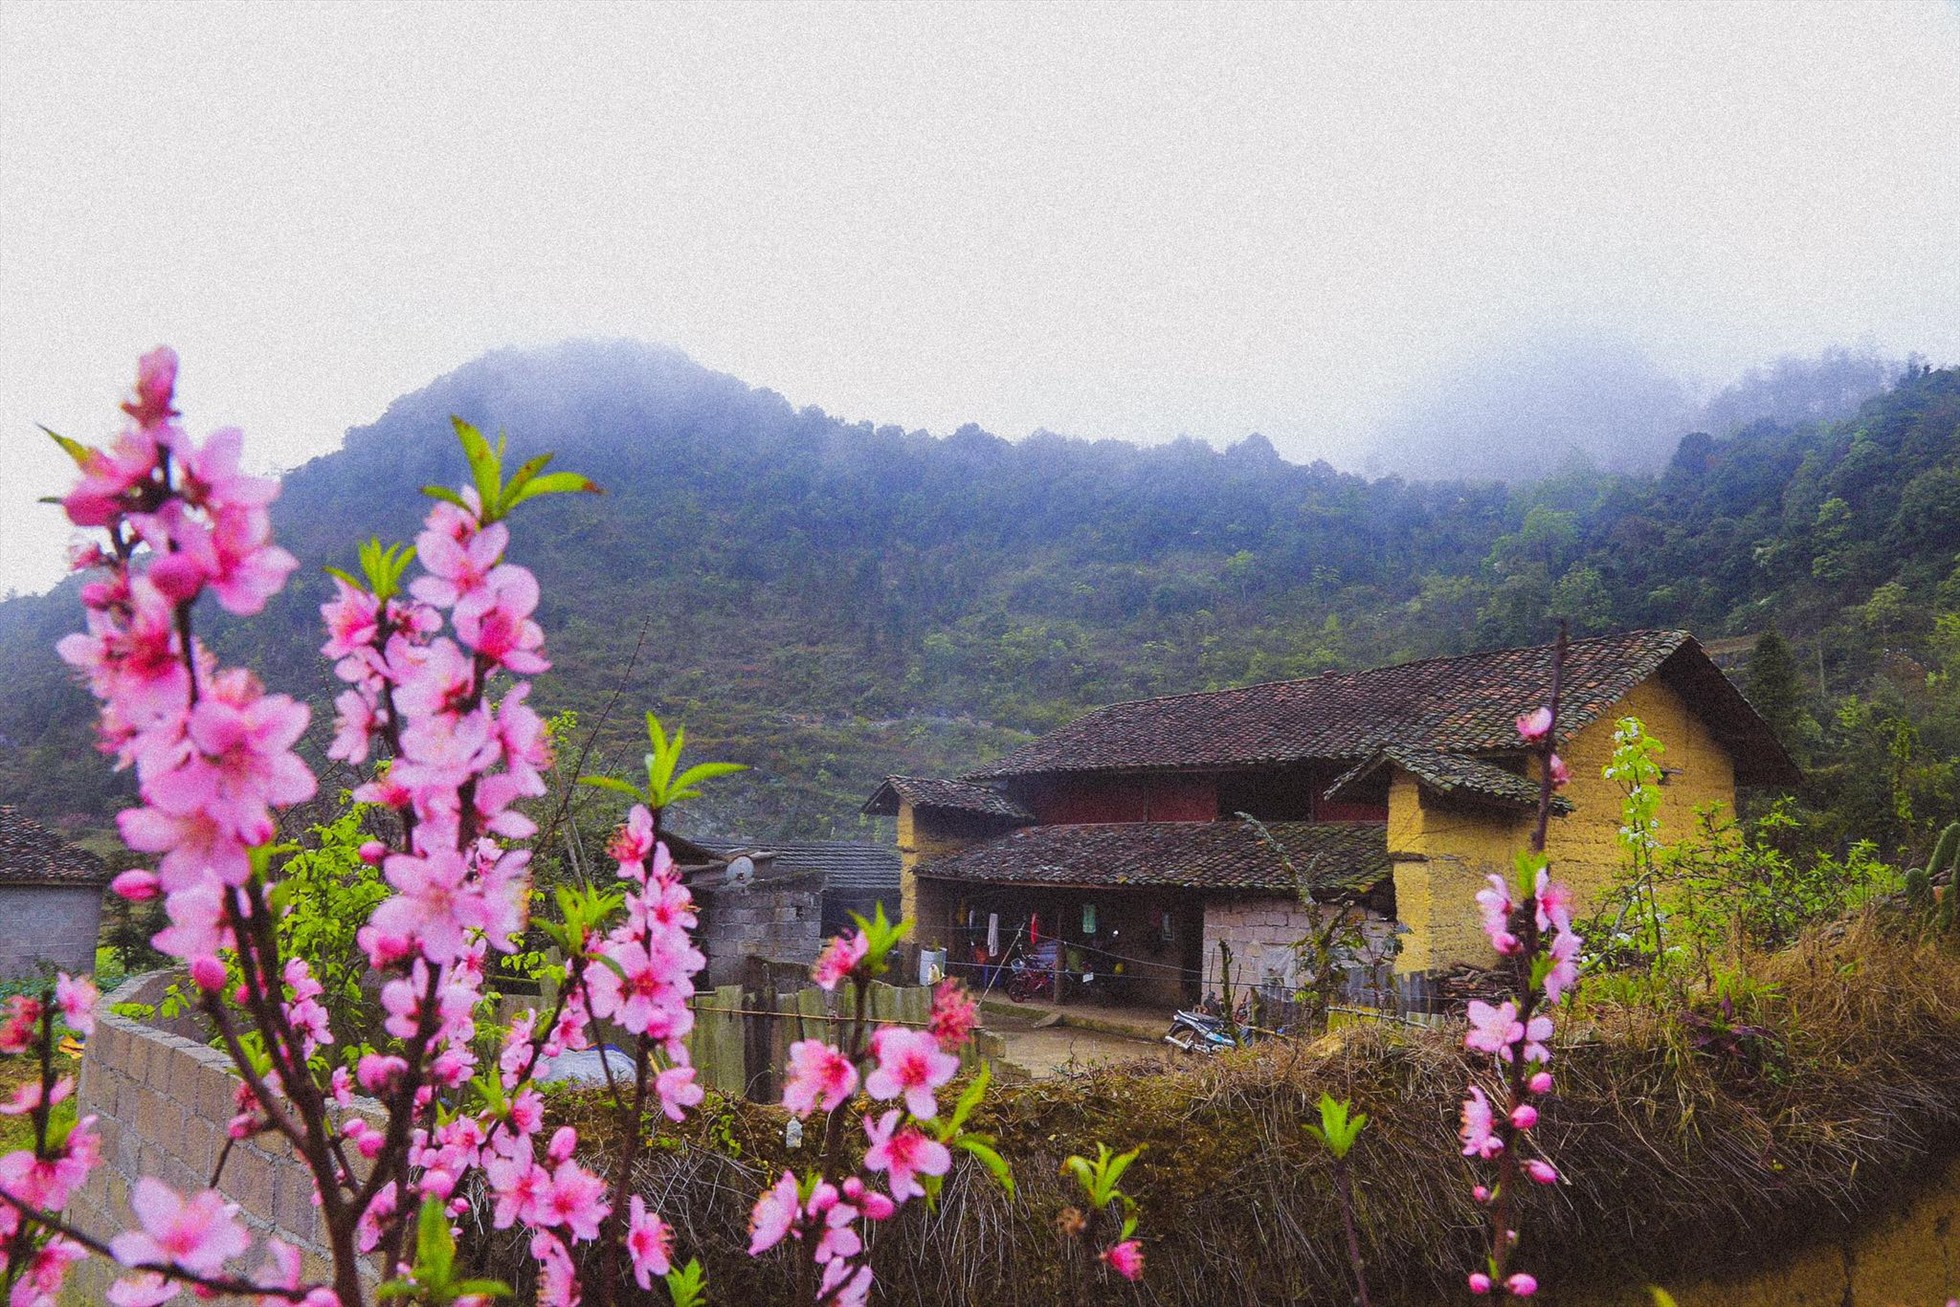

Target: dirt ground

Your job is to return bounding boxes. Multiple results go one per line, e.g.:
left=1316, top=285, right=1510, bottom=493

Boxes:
left=982, top=1008, right=1177, bottom=1078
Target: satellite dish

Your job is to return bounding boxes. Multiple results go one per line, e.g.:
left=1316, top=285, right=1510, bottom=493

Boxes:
left=727, top=855, right=755, bottom=887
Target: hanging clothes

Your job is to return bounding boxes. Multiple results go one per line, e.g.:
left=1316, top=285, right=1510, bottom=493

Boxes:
left=986, top=912, right=1000, bottom=958
left=1029, top=912, right=1040, bottom=946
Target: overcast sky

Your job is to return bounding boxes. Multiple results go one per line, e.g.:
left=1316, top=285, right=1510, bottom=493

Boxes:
left=3, top=1, right=1957, bottom=596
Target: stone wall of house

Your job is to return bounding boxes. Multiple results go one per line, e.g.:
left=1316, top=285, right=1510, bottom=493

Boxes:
left=0, top=885, right=105, bottom=982
left=1200, top=896, right=1397, bottom=999
left=694, top=877, right=824, bottom=988
left=61, top=974, right=379, bottom=1304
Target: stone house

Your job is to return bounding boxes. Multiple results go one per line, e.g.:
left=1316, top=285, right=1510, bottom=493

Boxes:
left=864, top=631, right=1798, bottom=1009
left=0, top=806, right=111, bottom=981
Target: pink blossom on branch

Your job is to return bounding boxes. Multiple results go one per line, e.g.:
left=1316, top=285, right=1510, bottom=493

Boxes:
left=811, top=930, right=870, bottom=991
left=782, top=1040, right=858, bottom=1119
left=863, top=1027, right=959, bottom=1119
left=861, top=1110, right=951, bottom=1202
left=108, top=1178, right=251, bottom=1278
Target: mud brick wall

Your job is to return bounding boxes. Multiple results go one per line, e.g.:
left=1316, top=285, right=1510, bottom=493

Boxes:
left=61, top=973, right=378, bottom=1303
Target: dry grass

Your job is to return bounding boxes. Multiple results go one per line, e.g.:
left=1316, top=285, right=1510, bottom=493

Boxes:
left=469, top=909, right=1960, bottom=1305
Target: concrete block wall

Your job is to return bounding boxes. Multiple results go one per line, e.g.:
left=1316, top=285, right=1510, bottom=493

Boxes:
left=694, top=881, right=824, bottom=987
left=0, top=885, right=105, bottom=982
left=1200, top=895, right=1395, bottom=995
left=61, top=974, right=380, bottom=1304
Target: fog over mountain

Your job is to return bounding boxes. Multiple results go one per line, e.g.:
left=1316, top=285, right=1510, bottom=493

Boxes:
left=1363, top=339, right=1905, bottom=483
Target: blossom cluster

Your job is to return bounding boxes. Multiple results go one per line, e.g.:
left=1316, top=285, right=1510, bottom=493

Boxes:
left=3, top=351, right=700, bottom=1307
left=749, top=939, right=987, bottom=1307
left=1457, top=704, right=1587, bottom=1300
left=0, top=978, right=103, bottom=1307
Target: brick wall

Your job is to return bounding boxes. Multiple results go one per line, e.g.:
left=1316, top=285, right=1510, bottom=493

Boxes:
left=0, top=885, right=104, bottom=982
left=62, top=973, right=380, bottom=1304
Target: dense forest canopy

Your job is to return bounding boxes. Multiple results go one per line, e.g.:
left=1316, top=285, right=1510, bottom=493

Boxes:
left=1, top=341, right=1953, bottom=858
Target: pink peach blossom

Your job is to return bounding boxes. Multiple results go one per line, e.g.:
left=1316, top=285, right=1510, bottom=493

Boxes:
left=862, top=1109, right=951, bottom=1202
left=864, top=1027, right=960, bottom=1119
left=626, top=1195, right=673, bottom=1288
left=1514, top=707, right=1552, bottom=742
left=109, top=1177, right=251, bottom=1276
left=782, top=1040, right=858, bottom=1118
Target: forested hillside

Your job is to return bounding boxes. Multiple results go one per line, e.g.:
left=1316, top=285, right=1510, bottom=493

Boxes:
left=1, top=341, right=1953, bottom=855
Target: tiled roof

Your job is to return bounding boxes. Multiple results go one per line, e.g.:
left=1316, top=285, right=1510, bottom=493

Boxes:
left=1324, top=746, right=1573, bottom=814
left=963, top=630, right=1800, bottom=787
left=913, top=820, right=1390, bottom=896
left=0, top=808, right=110, bottom=887
left=860, top=776, right=1033, bottom=822
left=695, top=839, right=902, bottom=892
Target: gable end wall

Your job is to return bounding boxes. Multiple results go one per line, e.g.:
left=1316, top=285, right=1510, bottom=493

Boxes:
left=1392, top=675, right=1738, bottom=973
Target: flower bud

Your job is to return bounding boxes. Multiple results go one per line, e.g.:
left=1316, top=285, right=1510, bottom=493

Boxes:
left=1510, top=1104, right=1538, bottom=1130
left=358, top=840, right=387, bottom=866
left=190, top=955, right=227, bottom=992
left=1471, top=1185, right=1491, bottom=1203
left=1528, top=1071, right=1554, bottom=1095
left=1468, top=1272, right=1492, bottom=1295
left=1506, top=1273, right=1539, bottom=1296
left=1525, top=1159, right=1559, bottom=1185
left=111, top=869, right=160, bottom=901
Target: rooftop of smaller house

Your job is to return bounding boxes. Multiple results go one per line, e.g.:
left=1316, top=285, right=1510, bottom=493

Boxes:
left=913, top=819, right=1390, bottom=897
left=860, top=776, right=1034, bottom=821
left=959, top=629, right=1798, bottom=787
left=1324, top=745, right=1573, bottom=814
left=694, top=839, right=901, bottom=892
left=0, top=807, right=111, bottom=887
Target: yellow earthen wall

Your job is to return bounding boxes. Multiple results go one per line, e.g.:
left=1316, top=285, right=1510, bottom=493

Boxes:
left=896, top=801, right=990, bottom=927
left=1562, top=1150, right=1960, bottom=1307
left=1392, top=675, right=1738, bottom=973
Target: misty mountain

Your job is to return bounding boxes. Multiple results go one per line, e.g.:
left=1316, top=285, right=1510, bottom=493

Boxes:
left=0, top=340, right=1953, bottom=849
left=1363, top=336, right=1698, bottom=481
left=1364, top=339, right=1906, bottom=483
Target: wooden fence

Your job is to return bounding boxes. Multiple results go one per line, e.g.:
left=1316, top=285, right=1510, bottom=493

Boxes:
left=684, top=960, right=1000, bottom=1101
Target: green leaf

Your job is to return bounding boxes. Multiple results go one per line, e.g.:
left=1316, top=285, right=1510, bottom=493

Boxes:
left=1102, top=1144, right=1142, bottom=1193
left=1649, top=1291, right=1679, bottom=1307
left=43, top=428, right=95, bottom=468
left=664, top=1258, right=708, bottom=1307
left=671, top=760, right=748, bottom=789
left=946, top=1061, right=990, bottom=1135
left=498, top=451, right=557, bottom=505
left=452, top=1279, right=513, bottom=1299
left=506, top=469, right=601, bottom=509
left=422, top=484, right=472, bottom=511
left=1309, top=1093, right=1366, bottom=1160
left=957, top=1136, right=1015, bottom=1197
left=579, top=774, right=647, bottom=800
left=414, top=1196, right=454, bottom=1284
left=452, top=417, right=502, bottom=512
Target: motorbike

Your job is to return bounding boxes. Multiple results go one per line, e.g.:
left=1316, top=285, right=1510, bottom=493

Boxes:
left=1163, top=992, right=1290, bottom=1054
